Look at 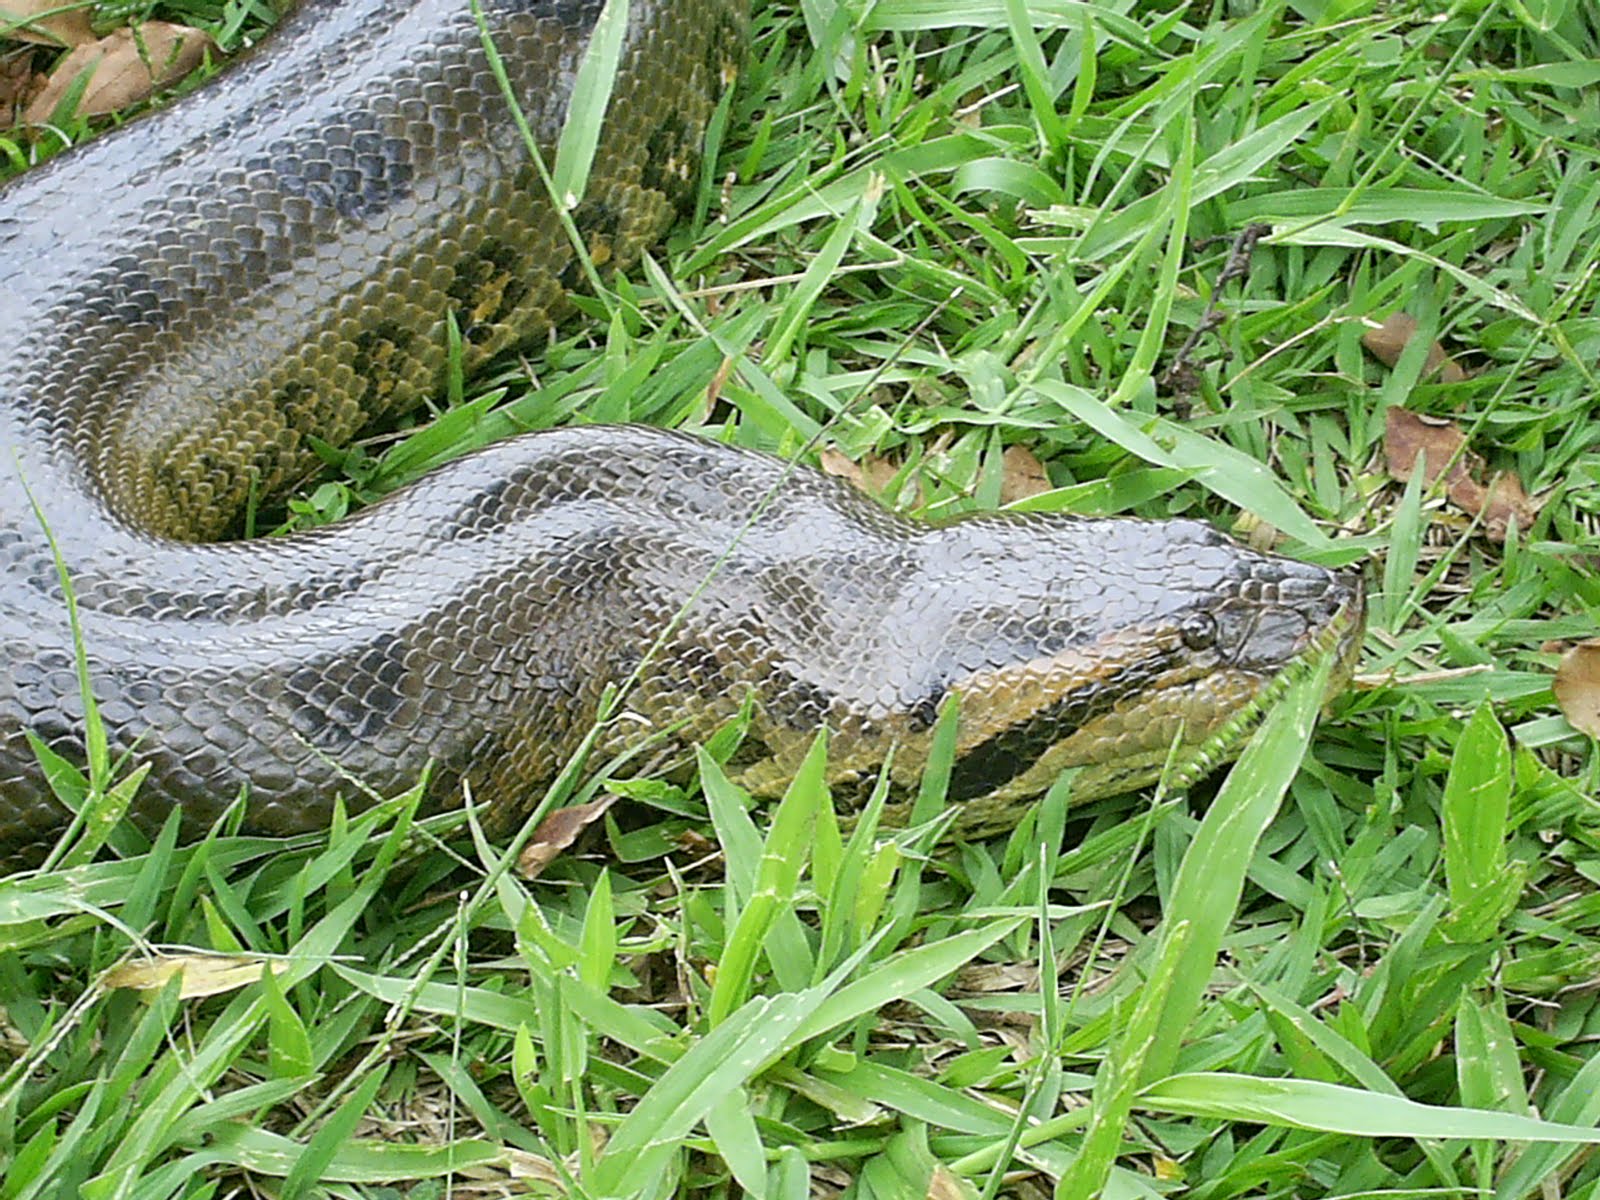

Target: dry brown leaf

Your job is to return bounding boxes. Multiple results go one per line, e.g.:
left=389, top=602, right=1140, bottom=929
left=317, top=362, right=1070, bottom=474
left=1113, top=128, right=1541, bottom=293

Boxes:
left=500, top=1149, right=566, bottom=1185
left=0, top=1, right=94, bottom=48
left=25, top=21, right=214, bottom=123
left=703, top=354, right=733, bottom=410
left=817, top=447, right=862, bottom=488
left=0, top=49, right=40, bottom=118
left=1365, top=315, right=1544, bottom=540
left=1362, top=312, right=1467, bottom=383
left=956, top=961, right=1038, bottom=993
left=104, top=953, right=288, bottom=998
left=1384, top=407, right=1540, bottom=541
left=1553, top=639, right=1600, bottom=737
left=859, top=454, right=904, bottom=499
left=818, top=446, right=907, bottom=502
left=999, top=443, right=1051, bottom=504
left=674, top=826, right=716, bottom=857
left=1385, top=406, right=1475, bottom=490
left=517, top=793, right=616, bottom=878
left=1476, top=471, right=1540, bottom=542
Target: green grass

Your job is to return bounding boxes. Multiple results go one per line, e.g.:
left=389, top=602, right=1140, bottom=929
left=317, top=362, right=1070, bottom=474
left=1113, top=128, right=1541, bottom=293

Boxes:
left=5, top=0, right=1600, bottom=1197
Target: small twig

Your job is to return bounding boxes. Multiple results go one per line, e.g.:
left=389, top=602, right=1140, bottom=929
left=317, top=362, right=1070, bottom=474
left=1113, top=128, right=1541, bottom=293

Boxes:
left=1351, top=662, right=1495, bottom=689
left=1159, top=222, right=1272, bottom=394
left=646, top=258, right=903, bottom=304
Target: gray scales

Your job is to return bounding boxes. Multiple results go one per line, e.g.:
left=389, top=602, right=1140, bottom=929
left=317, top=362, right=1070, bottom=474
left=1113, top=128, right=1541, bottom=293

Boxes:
left=0, top=0, right=1363, bottom=860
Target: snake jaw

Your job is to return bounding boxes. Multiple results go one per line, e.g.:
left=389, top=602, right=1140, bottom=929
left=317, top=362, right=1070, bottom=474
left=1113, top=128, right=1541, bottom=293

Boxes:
left=866, top=546, right=1365, bottom=833
left=725, top=533, right=1364, bottom=838
left=905, top=580, right=1365, bottom=838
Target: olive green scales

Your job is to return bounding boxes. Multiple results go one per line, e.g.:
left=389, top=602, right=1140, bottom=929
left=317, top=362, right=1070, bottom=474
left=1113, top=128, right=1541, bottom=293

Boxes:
left=0, top=0, right=1363, bottom=859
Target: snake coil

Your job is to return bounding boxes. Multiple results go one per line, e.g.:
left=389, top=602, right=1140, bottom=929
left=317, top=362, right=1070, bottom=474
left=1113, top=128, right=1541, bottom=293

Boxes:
left=0, top=0, right=1362, bottom=859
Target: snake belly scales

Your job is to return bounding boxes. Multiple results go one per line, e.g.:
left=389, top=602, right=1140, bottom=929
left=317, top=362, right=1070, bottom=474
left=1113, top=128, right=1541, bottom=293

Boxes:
left=0, top=0, right=1363, bottom=860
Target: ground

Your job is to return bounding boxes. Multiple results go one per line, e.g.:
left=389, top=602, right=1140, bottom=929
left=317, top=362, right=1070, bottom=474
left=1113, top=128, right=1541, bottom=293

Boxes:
left=1, top=1, right=1599, bottom=1198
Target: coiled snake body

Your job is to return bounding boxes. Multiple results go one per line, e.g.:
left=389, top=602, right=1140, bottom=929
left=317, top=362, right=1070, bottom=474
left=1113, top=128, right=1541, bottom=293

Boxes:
left=0, top=0, right=1361, bottom=858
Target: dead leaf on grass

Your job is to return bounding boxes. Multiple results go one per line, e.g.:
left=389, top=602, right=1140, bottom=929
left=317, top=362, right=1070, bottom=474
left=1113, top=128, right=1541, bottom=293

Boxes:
left=1384, top=407, right=1540, bottom=541
left=517, top=793, right=617, bottom=878
left=24, top=21, right=214, bottom=124
left=999, top=443, right=1051, bottom=504
left=1475, top=471, right=1541, bottom=542
left=817, top=447, right=863, bottom=487
left=956, top=961, right=1038, bottom=993
left=0, top=49, right=40, bottom=117
left=818, top=446, right=908, bottom=503
left=1362, top=312, right=1467, bottom=383
left=0, top=1, right=94, bottom=48
left=1384, top=406, right=1472, bottom=488
left=104, top=953, right=288, bottom=998
left=703, top=354, right=733, bottom=411
left=928, top=1165, right=969, bottom=1200
left=673, top=826, right=716, bottom=857
left=499, top=1149, right=567, bottom=1186
left=1554, top=639, right=1600, bottom=738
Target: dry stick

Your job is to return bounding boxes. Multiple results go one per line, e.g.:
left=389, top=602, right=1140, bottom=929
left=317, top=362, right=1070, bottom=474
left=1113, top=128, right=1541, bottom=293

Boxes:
left=1159, top=222, right=1272, bottom=393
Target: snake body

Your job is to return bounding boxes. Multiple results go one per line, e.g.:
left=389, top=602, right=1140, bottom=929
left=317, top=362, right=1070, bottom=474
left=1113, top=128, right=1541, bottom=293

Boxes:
left=0, top=0, right=1361, bottom=859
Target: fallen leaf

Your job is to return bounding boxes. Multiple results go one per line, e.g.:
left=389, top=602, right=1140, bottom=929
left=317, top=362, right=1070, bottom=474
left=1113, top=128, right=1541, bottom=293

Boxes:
left=25, top=21, right=215, bottom=123
left=517, top=793, right=617, bottom=878
left=1366, top=317, right=1545, bottom=540
left=104, top=953, right=288, bottom=998
left=500, top=1149, right=566, bottom=1185
left=1362, top=312, right=1467, bottom=383
left=0, top=1, right=94, bottom=48
left=1385, top=406, right=1474, bottom=491
left=999, top=443, right=1051, bottom=504
left=817, top=447, right=862, bottom=488
left=0, top=48, right=40, bottom=118
left=956, top=961, right=1038, bottom=992
left=860, top=454, right=904, bottom=499
left=1383, top=407, right=1540, bottom=541
left=703, top=354, right=733, bottom=410
left=1477, top=471, right=1540, bottom=542
left=1554, top=640, right=1600, bottom=738
left=818, top=446, right=909, bottom=503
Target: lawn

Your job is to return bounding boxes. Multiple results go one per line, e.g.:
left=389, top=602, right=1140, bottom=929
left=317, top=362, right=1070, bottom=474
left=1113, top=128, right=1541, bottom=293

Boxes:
left=2, top=0, right=1599, bottom=1197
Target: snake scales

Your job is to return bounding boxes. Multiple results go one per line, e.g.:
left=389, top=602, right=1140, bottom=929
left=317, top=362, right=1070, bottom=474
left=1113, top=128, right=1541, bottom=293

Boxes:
left=0, top=0, right=1362, bottom=859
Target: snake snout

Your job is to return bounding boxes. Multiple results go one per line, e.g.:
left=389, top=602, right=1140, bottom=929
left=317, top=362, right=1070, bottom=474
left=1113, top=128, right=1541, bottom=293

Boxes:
left=1215, top=562, right=1364, bottom=673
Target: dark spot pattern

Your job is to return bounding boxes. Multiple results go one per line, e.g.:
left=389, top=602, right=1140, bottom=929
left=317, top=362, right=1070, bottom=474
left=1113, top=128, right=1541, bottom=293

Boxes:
left=944, top=654, right=1176, bottom=804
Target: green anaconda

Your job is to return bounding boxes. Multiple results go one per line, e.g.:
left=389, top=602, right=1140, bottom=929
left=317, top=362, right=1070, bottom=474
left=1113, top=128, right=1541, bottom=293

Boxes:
left=0, top=0, right=1363, bottom=859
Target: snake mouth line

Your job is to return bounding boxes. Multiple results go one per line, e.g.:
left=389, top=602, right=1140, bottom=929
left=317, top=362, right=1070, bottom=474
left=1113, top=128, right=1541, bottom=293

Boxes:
left=1157, top=587, right=1365, bottom=797
left=816, top=578, right=1366, bottom=842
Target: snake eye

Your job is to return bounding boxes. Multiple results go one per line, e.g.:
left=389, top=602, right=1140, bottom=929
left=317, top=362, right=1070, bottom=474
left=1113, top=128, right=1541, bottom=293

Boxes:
left=1179, top=613, right=1218, bottom=651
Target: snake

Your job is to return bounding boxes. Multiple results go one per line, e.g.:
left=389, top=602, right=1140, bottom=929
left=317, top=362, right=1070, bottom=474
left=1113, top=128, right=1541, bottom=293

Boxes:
left=0, top=0, right=1364, bottom=861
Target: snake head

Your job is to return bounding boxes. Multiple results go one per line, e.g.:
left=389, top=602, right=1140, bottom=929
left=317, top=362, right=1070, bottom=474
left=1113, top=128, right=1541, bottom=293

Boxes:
left=911, top=515, right=1365, bottom=823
